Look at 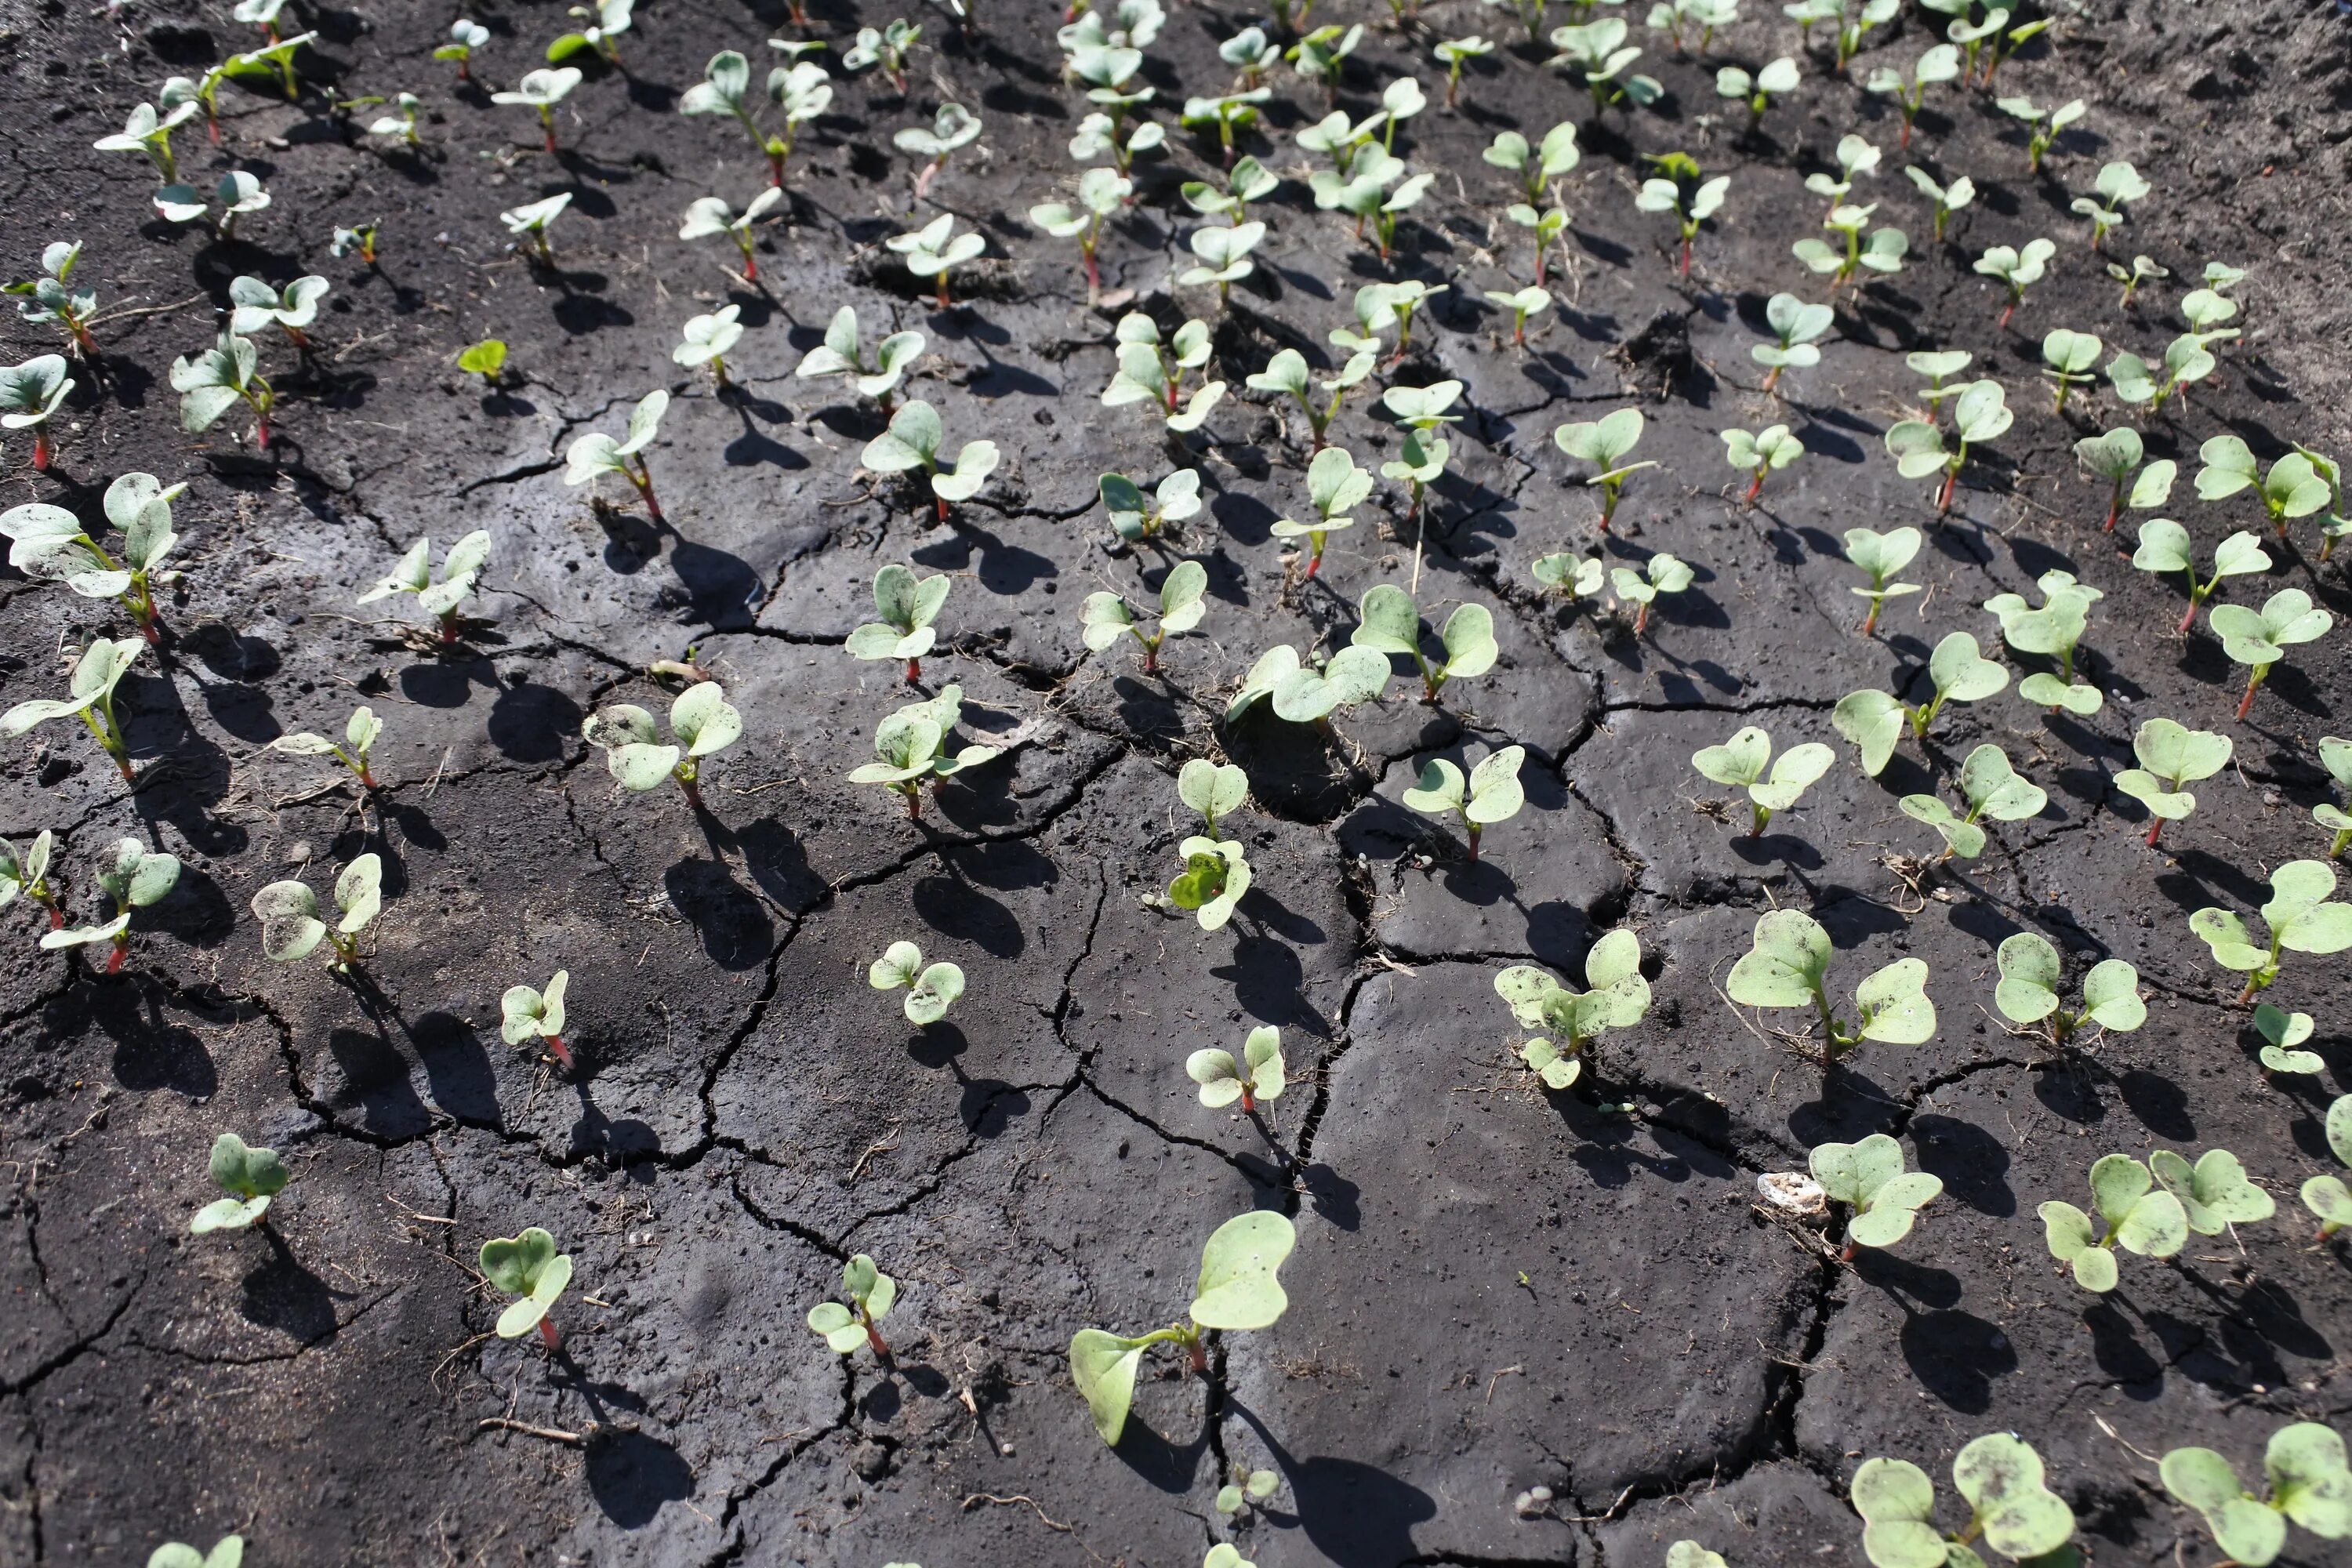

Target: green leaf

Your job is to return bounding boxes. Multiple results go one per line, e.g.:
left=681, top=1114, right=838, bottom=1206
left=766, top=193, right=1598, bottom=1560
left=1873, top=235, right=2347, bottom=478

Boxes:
left=1851, top=1457, right=1947, bottom=1568
left=1854, top=958, right=1935, bottom=1044
left=2151, top=1148, right=2274, bottom=1234
left=1929, top=631, right=2009, bottom=704
left=1994, top=933, right=2062, bottom=1024
left=1189, top=1210, right=1295, bottom=1330
left=1833, top=688, right=1904, bottom=776
left=480, top=1227, right=561, bottom=1295
left=2267, top=1421, right=2352, bottom=1537
left=1069, top=1328, right=1150, bottom=1445
left=1727, top=909, right=1831, bottom=1009
left=1953, top=1432, right=2074, bottom=1561
left=905, top=961, right=964, bottom=1024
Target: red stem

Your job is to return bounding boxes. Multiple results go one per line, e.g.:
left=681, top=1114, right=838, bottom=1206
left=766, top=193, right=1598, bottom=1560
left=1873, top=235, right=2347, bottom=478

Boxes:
left=47, top=904, right=66, bottom=931
left=256, top=413, right=273, bottom=448
left=2176, top=600, right=2198, bottom=636
left=904, top=786, right=922, bottom=820
left=633, top=469, right=663, bottom=523
left=1743, top=471, right=1763, bottom=505
left=33, top=431, right=51, bottom=470
left=904, top=658, right=921, bottom=684
left=1467, top=826, right=1482, bottom=862
left=543, top=123, right=557, bottom=154
left=1143, top=644, right=1159, bottom=675
left=545, top=1034, right=575, bottom=1069
left=866, top=1320, right=891, bottom=1359
left=2145, top=818, right=2163, bottom=848
left=1997, top=299, right=2016, bottom=331
left=106, top=944, right=126, bottom=975
left=935, top=278, right=951, bottom=311
left=934, top=492, right=949, bottom=524
left=1679, top=236, right=1692, bottom=277
left=1899, top=118, right=1911, bottom=151
left=678, top=774, right=704, bottom=811
left=2236, top=678, right=2259, bottom=721
left=539, top=1316, right=561, bottom=1351
left=1936, top=468, right=1957, bottom=514
left=1861, top=604, right=1879, bottom=637
left=1304, top=550, right=1321, bottom=579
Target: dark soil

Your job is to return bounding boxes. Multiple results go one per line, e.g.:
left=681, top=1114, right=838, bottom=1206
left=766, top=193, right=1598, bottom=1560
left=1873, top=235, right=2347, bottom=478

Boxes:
left=5, top=0, right=2352, bottom=1564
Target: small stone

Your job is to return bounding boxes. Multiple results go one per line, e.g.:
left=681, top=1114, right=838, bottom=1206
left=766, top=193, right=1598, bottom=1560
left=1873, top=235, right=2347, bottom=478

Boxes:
left=1756, top=1171, right=1827, bottom=1218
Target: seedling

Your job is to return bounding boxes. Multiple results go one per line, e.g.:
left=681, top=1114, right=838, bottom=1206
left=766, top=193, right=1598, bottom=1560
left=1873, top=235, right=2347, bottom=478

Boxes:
left=436, top=18, right=490, bottom=80
left=1664, top=1545, right=1725, bottom=1568
left=1402, top=746, right=1525, bottom=861
left=862, top=400, right=999, bottom=523
left=547, top=0, right=633, bottom=63
left=1811, top=1135, right=1940, bottom=1258
left=1751, top=292, right=1834, bottom=393
left=2253, top=1004, right=2320, bottom=1074
left=1483, top=122, right=1580, bottom=204
left=499, top=193, right=572, bottom=263
left=1219, top=26, right=1281, bottom=89
left=1554, top=408, right=1652, bottom=531
left=1792, top=201, right=1908, bottom=292
left=866, top=940, right=967, bottom=1029
left=2314, top=735, right=2352, bottom=858
left=583, top=684, right=741, bottom=810
left=1883, top=379, right=2009, bottom=514
left=149, top=1540, right=243, bottom=1568
left=501, top=971, right=572, bottom=1069
left=1498, top=201, right=1568, bottom=289
left=1178, top=759, right=1247, bottom=840
left=1381, top=430, right=1450, bottom=556
left=796, top=307, right=923, bottom=408
left=2191, top=858, right=2352, bottom=1003
left=1486, top=285, right=1551, bottom=347
left=479, top=1227, right=571, bottom=1348
left=1, top=474, right=186, bottom=644
left=1993, top=932, right=2146, bottom=1048
left=1690, top=726, right=1833, bottom=838
left=1997, top=95, right=2083, bottom=173
left=1532, top=550, right=1606, bottom=609
left=1727, top=909, right=1933, bottom=1073
left=844, top=564, right=950, bottom=683
left=1, top=637, right=143, bottom=782
left=2111, top=717, right=2232, bottom=848
left=1225, top=642, right=1391, bottom=725
left=1610, top=554, right=1693, bottom=636
left=887, top=214, right=986, bottom=311
left=2153, top=1146, right=2276, bottom=1236
left=848, top=685, right=1003, bottom=818
left=1178, top=220, right=1268, bottom=305
left=2132, top=521, right=2266, bottom=637
left=1864, top=44, right=1958, bottom=149
left=2071, top=160, right=2149, bottom=250
left=94, top=100, right=198, bottom=183
left=358, top=530, right=492, bottom=644
left=1180, top=89, right=1273, bottom=165
left=1189, top=1024, right=1285, bottom=1112
left=1083, top=560, right=1207, bottom=676
left=7, top=241, right=100, bottom=359
left=1029, top=168, right=1130, bottom=299
left=1496, top=929, right=1650, bottom=1087
left=1634, top=153, right=1728, bottom=276
left=673, top=305, right=744, bottom=386
left=2046, top=1167, right=2182, bottom=1288
left=190, top=1132, right=289, bottom=1236
left=0, top=831, right=61, bottom=930
left=2212, top=589, right=2333, bottom=720
left=1852, top=1434, right=2077, bottom=1566
left=2076, top=428, right=2174, bottom=533
left=1548, top=19, right=1661, bottom=114
left=1900, top=166, right=1976, bottom=243
left=1721, top=426, right=1805, bottom=504
left=1217, top=1465, right=1283, bottom=1518
left=1069, top=1210, right=1294, bottom=1446
left=809, top=1254, right=897, bottom=1358
left=1353, top=585, right=1497, bottom=704
left=1831, top=631, right=2008, bottom=775
left=2107, top=332, right=2222, bottom=414
left=362, top=91, right=425, bottom=149
left=1984, top=569, right=2100, bottom=687
left=1287, top=24, right=1363, bottom=97
left=1103, top=314, right=1217, bottom=427
left=2302, top=1098, right=2352, bottom=1237
left=2161, top=1422, right=2352, bottom=1568
left=1716, top=57, right=1800, bottom=124
left=1803, top=133, right=1882, bottom=209
left=681, top=51, right=793, bottom=183
left=491, top=67, right=582, bottom=152
left=40, top=837, right=179, bottom=973
left=2030, top=328, right=2100, bottom=414
left=0, top=354, right=68, bottom=470
left=160, top=60, right=240, bottom=146
left=2183, top=285, right=2241, bottom=336
left=1648, top=0, right=1738, bottom=55
left=2197, top=436, right=2332, bottom=534
left=1898, top=744, right=2044, bottom=862
left=169, top=330, right=275, bottom=448
left=1843, top=526, right=1921, bottom=637
left=234, top=0, right=287, bottom=41
left=680, top=187, right=783, bottom=281
left=1434, top=35, right=1494, bottom=105
left=895, top=102, right=982, bottom=202
left=234, top=31, right=314, bottom=110
left=755, top=64, right=835, bottom=182
left=1265, top=446, right=1371, bottom=577
left=268, top=706, right=384, bottom=790
left=1181, top=157, right=1279, bottom=225
left=1973, top=238, right=2054, bottom=329
left=1099, top=470, right=1203, bottom=545
left=1167, top=837, right=1250, bottom=930
left=252, top=852, right=383, bottom=970
left=330, top=220, right=380, bottom=264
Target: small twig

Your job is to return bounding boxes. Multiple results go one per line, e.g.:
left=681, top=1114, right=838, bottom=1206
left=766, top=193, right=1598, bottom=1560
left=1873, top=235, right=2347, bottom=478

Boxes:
left=476, top=1417, right=586, bottom=1446
left=1484, top=1363, right=1523, bottom=1403
left=86, top=292, right=208, bottom=327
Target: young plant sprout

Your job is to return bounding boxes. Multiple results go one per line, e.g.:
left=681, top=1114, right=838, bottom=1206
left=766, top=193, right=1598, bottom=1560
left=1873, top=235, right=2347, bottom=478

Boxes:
left=2132, top=521, right=2267, bottom=636
left=1554, top=409, right=1652, bottom=532
left=1851, top=1435, right=2077, bottom=1567
left=480, top=1228, right=572, bottom=1349
left=1247, top=350, right=1374, bottom=455
left=1647, top=0, right=1737, bottom=55
left=151, top=1534, right=245, bottom=1568
left=2197, top=436, right=2332, bottom=534
left=458, top=339, right=509, bottom=388
left=2212, top=589, right=2333, bottom=720
left=252, top=852, right=384, bottom=971
left=2253, top=1004, right=2321, bottom=1074
left=1069, top=102, right=1167, bottom=180
left=2071, top=160, right=2149, bottom=250
left=1832, top=631, right=2008, bottom=776
left=1727, top=909, right=1934, bottom=1073
left=268, top=706, right=384, bottom=791
left=1993, top=932, right=2145, bottom=1049
left=1180, top=89, right=1274, bottom=165
left=190, top=1132, right=289, bottom=1236
left=1794, top=203, right=1910, bottom=292
left=1610, top=554, right=1693, bottom=636
left=1218, top=1465, right=1283, bottom=1519
left=2314, top=736, right=2352, bottom=858
left=169, top=330, right=274, bottom=447
left=848, top=685, right=1003, bottom=818
left=1501, top=202, right=1570, bottom=289
left=436, top=18, right=490, bottom=80
left=1486, top=285, right=1552, bottom=347
left=844, top=20, right=920, bottom=94
left=1984, top=569, right=2101, bottom=687
left=1031, top=168, right=1131, bottom=300
left=2114, top=718, right=2232, bottom=848
left=1692, top=727, right=1834, bottom=837
left=95, top=100, right=198, bottom=183
left=8, top=241, right=100, bottom=360
left=1167, top=837, right=1250, bottom=930
left=862, top=400, right=999, bottom=523
left=491, top=67, right=583, bottom=152
left=1751, top=292, right=1834, bottom=394
left=2182, top=285, right=2241, bottom=336
left=895, top=102, right=982, bottom=202
left=1353, top=586, right=1497, bottom=704
left=1099, top=470, right=1203, bottom=546
left=2102, top=253, right=2168, bottom=310
left=673, top=305, right=743, bottom=386
left=548, top=0, right=633, bottom=64
left=1178, top=759, right=1247, bottom=840
left=866, top=941, right=967, bottom=1029
left=1634, top=153, right=1728, bottom=276
left=1287, top=24, right=1364, bottom=97
left=1494, top=928, right=1650, bottom=1087
left=1804, top=134, right=1882, bottom=209
left=331, top=219, right=381, bottom=264
left=1, top=637, right=143, bottom=782
left=2040, top=1153, right=2188, bottom=1291
left=2036, top=328, right=2100, bottom=413
left=2303, top=1098, right=2352, bottom=1239
left=1181, top=157, right=1280, bottom=226
left=561, top=390, right=669, bottom=519
left=2075, top=428, right=2172, bottom=533
left=0, top=354, right=69, bottom=470
left=1899, top=743, right=2045, bottom=862
left=41, top=838, right=180, bottom=974
left=1883, top=379, right=2009, bottom=514
left=2161, top=1423, right=2352, bottom=1568
left=809, top=1254, right=897, bottom=1358
left=1218, top=24, right=1279, bottom=88
left=1864, top=44, right=1958, bottom=149
left=499, top=193, right=572, bottom=264
left=1069, top=1211, right=1295, bottom=1446
left=1483, top=122, right=1580, bottom=204
left=154, top=169, right=272, bottom=236
left=1722, top=426, right=1805, bottom=503
left=583, top=684, right=741, bottom=810
left=680, top=51, right=787, bottom=183
left=1548, top=19, right=1661, bottom=114
left=2190, top=859, right=2352, bottom=1004
left=364, top=92, right=425, bottom=150
left=1262, top=446, right=1368, bottom=578
left=1083, top=561, right=1208, bottom=676
left=1178, top=220, right=1267, bottom=304
left=1102, top=314, right=1214, bottom=426
left=358, top=531, right=492, bottom=644
left=1995, top=95, right=2083, bottom=174
left=1381, top=430, right=1451, bottom=555
left=1903, top=165, right=1975, bottom=245
left=887, top=215, right=986, bottom=310
left=160, top=60, right=243, bottom=147
left=1434, top=35, right=1494, bottom=106
left=1225, top=642, right=1392, bottom=726
left=502, top=971, right=572, bottom=1070
left=848, top=564, right=952, bottom=685
left=1402, top=746, right=1525, bottom=861
left=1716, top=57, right=1800, bottom=125
left=227, top=275, right=328, bottom=352
left=1188, top=1025, right=1285, bottom=1113
left=796, top=307, right=923, bottom=408
left=2108, top=332, right=2222, bottom=414
left=1, top=474, right=186, bottom=644
left=1973, top=238, right=2054, bottom=329
left=0, top=831, right=62, bottom=931
left=1843, top=526, right=1921, bottom=637
left=2152, top=1146, right=2276, bottom=1237
left=680, top=188, right=783, bottom=281
left=1811, top=1135, right=1941, bottom=1259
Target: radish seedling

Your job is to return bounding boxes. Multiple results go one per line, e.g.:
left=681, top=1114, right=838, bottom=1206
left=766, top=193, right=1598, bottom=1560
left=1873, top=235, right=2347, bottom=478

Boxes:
left=233, top=0, right=286, bottom=42
left=436, top=18, right=490, bottom=80
left=1610, top=554, right=1693, bottom=636
left=1903, top=166, right=1973, bottom=245
left=1882, top=379, right=2009, bottom=514
left=1751, top=292, right=1834, bottom=393
left=491, top=67, right=583, bottom=152
left=1692, top=726, right=1835, bottom=837
left=2197, top=437, right=2332, bottom=533
left=1069, top=1210, right=1295, bottom=1446
left=2038, top=328, right=2100, bottom=412
left=502, top=971, right=572, bottom=1070
left=2108, top=332, right=2221, bottom=413
left=1219, top=25, right=1281, bottom=89
left=2108, top=253, right=2167, bottom=308
left=1401, top=746, right=1525, bottom=861
left=1434, top=35, right=1494, bottom=105
left=169, top=331, right=274, bottom=445
left=844, top=20, right=920, bottom=95
left=2212, top=589, right=2332, bottom=720
left=1864, top=44, right=1958, bottom=149
left=1179, top=221, right=1266, bottom=305
left=331, top=220, right=380, bottom=264
left=1973, top=238, right=2053, bottom=328
left=2191, top=859, right=2352, bottom=1003
left=1070, top=107, right=1163, bottom=176
left=547, top=0, right=633, bottom=63
left=1217, top=1465, right=1282, bottom=1518
left=1225, top=643, right=1392, bottom=724
left=1, top=637, right=143, bottom=782
left=1, top=474, right=185, bottom=644
left=1996, top=95, right=2082, bottom=174
left=887, top=215, right=986, bottom=310
left=499, top=193, right=572, bottom=264
left=0, top=831, right=61, bottom=931
left=1063, top=0, right=1164, bottom=51
left=94, top=100, right=198, bottom=183
left=673, top=306, right=744, bottom=385
left=1634, top=153, right=1727, bottom=276
left=1181, top=157, right=1280, bottom=223
left=1495, top=928, right=1650, bottom=1087
left=1832, top=631, right=2007, bottom=776
left=2254, top=1004, right=2320, bottom=1074
left=41, top=838, right=179, bottom=973
left=1716, top=57, right=1800, bottom=125
left=1647, top=0, right=1738, bottom=54
left=583, top=684, right=741, bottom=809
left=1899, top=742, right=2044, bottom=860
left=2114, top=717, right=2231, bottom=848
left=1810, top=1134, right=1940, bottom=1258
left=850, top=564, right=952, bottom=683
left=862, top=400, right=999, bottom=521
left=1269, top=446, right=1373, bottom=577
left=364, top=93, right=425, bottom=149
left=1287, top=24, right=1363, bottom=96
left=2076, top=428, right=2173, bottom=533
left=809, top=1254, right=897, bottom=1357
left=190, top=1132, right=289, bottom=1235
left=154, top=170, right=271, bottom=236
left=1188, top=1025, right=1284, bottom=1112
left=1532, top=550, right=1606, bottom=609
left=458, top=340, right=507, bottom=387
left=160, top=60, right=245, bottom=147
left=268, top=706, right=384, bottom=790
left=1178, top=759, right=1248, bottom=839
left=1380, top=382, right=1462, bottom=435
left=252, top=852, right=383, bottom=970
left=1032, top=168, right=1131, bottom=299
left=1803, top=134, right=1882, bottom=209
left=0, top=355, right=71, bottom=469
left=1722, top=425, right=1804, bottom=502
left=2302, top=1098, right=2352, bottom=1238
left=760, top=64, right=833, bottom=180
left=1104, top=314, right=1216, bottom=423
left=2313, top=735, right=2352, bottom=858
left=2151, top=1146, right=2275, bottom=1236
left=2071, top=160, right=2148, bottom=250
left=1993, top=932, right=2145, bottom=1048
left=149, top=1539, right=242, bottom=1568
left=1501, top=203, right=1570, bottom=289
left=2181, top=287, right=2239, bottom=336
left=1101, top=470, right=1203, bottom=543
left=848, top=686, right=1002, bottom=818
left=1167, top=837, right=1250, bottom=930
left=1727, top=908, right=1935, bottom=1072
left=681, top=52, right=793, bottom=183
left=1083, top=560, right=1208, bottom=674
left=1843, top=526, right=1921, bottom=636
left=1483, top=122, right=1580, bottom=203
left=680, top=188, right=783, bottom=280
left=1486, top=285, right=1551, bottom=347
left=358, top=531, right=492, bottom=644
left=1381, top=431, right=1450, bottom=546
left=1793, top=203, right=1908, bottom=291
left=1554, top=408, right=1651, bottom=531
left=2161, top=1422, right=2352, bottom=1568
left=797, top=307, right=923, bottom=407
left=564, top=390, right=668, bottom=520
left=1548, top=19, right=1661, bottom=113
left=1353, top=585, right=1497, bottom=703
left=895, top=103, right=982, bottom=202
left=480, top=1227, right=571, bottom=1348
left=1247, top=346, right=1376, bottom=447
left=869, top=940, right=965, bottom=1023
left=1984, top=570, right=2100, bottom=685
left=1852, top=1434, right=2077, bottom=1566
left=229, top=276, right=328, bottom=349
left=2131, top=521, right=2267, bottom=635
left=1180, top=90, right=1272, bottom=165
left=7, top=241, right=100, bottom=359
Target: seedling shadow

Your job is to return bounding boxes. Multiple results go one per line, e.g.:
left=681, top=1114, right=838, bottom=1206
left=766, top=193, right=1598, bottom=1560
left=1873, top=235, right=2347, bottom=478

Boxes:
left=1223, top=1398, right=1438, bottom=1566
left=239, top=1225, right=352, bottom=1343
